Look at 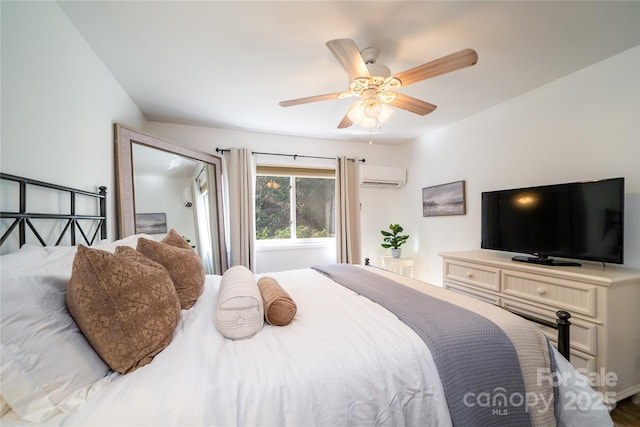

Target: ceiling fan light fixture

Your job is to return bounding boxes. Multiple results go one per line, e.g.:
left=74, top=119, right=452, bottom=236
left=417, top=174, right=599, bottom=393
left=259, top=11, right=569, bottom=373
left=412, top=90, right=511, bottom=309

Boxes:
left=378, top=91, right=397, bottom=104
left=347, top=97, right=393, bottom=128
left=347, top=99, right=366, bottom=124
left=377, top=103, right=394, bottom=123
left=265, top=180, right=280, bottom=189
left=364, top=98, right=381, bottom=119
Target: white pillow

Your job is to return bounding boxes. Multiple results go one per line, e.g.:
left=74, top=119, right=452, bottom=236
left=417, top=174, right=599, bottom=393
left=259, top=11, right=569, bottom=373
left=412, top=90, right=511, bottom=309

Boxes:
left=0, top=252, right=110, bottom=422
left=215, top=265, right=264, bottom=340
left=40, top=244, right=77, bottom=260
left=0, top=244, right=48, bottom=273
left=41, top=233, right=154, bottom=257
left=92, top=233, right=155, bottom=253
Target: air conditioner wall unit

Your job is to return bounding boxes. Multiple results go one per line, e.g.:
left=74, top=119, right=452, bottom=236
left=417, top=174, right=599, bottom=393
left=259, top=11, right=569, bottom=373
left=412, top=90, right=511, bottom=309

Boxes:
left=359, top=165, right=406, bottom=188
left=183, top=187, right=193, bottom=207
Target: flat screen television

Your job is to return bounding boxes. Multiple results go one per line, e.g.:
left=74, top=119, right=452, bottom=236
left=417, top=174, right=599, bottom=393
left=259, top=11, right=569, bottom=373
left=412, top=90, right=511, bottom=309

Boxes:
left=481, top=178, right=624, bottom=266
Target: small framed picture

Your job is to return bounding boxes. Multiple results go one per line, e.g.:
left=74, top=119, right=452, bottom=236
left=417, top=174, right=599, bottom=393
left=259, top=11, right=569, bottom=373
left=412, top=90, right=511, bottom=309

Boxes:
left=422, top=180, right=466, bottom=217
left=135, top=212, right=168, bottom=234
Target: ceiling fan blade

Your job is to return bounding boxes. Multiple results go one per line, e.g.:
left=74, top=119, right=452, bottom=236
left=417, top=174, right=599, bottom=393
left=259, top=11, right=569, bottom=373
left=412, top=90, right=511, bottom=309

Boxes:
left=394, top=49, right=478, bottom=86
left=337, top=114, right=353, bottom=129
left=326, top=39, right=371, bottom=82
left=390, top=93, right=437, bottom=116
left=279, top=92, right=342, bottom=107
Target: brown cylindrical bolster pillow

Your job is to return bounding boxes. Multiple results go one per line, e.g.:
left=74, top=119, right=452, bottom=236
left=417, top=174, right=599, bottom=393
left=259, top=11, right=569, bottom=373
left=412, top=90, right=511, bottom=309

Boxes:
left=257, top=276, right=297, bottom=326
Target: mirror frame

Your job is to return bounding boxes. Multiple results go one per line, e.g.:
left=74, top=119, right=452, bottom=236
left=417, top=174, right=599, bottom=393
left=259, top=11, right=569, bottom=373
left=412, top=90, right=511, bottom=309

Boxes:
left=114, top=123, right=228, bottom=271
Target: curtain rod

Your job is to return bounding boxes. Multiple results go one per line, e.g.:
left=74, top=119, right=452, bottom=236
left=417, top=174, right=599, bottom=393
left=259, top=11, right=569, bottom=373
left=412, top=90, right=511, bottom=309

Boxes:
left=215, top=147, right=365, bottom=163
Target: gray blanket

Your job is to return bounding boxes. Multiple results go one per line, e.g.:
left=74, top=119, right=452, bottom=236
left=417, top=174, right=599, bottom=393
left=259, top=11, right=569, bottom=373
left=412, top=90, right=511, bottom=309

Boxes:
left=312, top=264, right=533, bottom=427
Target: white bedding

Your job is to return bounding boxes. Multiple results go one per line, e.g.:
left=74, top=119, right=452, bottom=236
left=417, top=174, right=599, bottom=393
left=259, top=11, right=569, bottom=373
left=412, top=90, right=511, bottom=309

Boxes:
left=1, top=261, right=612, bottom=426
left=3, top=269, right=451, bottom=426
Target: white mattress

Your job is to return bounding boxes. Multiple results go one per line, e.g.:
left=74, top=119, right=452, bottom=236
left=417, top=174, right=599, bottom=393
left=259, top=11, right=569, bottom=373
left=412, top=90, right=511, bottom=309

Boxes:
left=1, top=267, right=612, bottom=426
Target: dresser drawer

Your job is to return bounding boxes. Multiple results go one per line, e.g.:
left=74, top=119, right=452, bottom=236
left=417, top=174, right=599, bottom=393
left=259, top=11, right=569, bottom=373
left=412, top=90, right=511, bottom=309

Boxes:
left=502, top=298, right=598, bottom=356
left=501, top=270, right=597, bottom=317
left=445, top=281, right=501, bottom=305
left=443, top=260, right=500, bottom=292
left=566, top=348, right=597, bottom=374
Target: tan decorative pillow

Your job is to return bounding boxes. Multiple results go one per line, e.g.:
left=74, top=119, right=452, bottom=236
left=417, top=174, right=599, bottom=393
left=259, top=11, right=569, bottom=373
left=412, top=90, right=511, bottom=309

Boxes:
left=257, top=276, right=297, bottom=326
left=161, top=228, right=194, bottom=250
left=66, top=245, right=181, bottom=374
left=136, top=230, right=205, bottom=309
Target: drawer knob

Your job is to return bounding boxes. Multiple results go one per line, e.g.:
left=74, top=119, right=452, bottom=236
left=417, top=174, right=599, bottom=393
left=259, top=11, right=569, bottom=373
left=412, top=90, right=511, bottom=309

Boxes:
left=536, top=287, right=547, bottom=297
left=466, top=272, right=474, bottom=279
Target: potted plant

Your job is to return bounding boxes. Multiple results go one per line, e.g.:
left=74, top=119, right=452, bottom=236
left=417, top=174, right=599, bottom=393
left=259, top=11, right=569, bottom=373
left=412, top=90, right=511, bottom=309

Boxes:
left=182, top=235, right=196, bottom=250
left=381, top=224, right=409, bottom=258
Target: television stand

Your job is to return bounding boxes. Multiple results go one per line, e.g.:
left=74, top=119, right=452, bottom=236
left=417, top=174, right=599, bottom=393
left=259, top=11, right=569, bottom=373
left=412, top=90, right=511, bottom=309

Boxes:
left=511, top=255, right=581, bottom=267
left=441, top=250, right=640, bottom=402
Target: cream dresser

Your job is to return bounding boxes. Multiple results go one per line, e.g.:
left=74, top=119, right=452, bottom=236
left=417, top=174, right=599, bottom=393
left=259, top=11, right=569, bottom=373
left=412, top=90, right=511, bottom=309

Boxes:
left=382, top=256, right=414, bottom=278
left=441, top=250, right=640, bottom=402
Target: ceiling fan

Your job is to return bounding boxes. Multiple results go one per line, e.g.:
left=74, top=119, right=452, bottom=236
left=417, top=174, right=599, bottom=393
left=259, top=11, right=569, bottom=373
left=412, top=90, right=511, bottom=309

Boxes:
left=279, top=39, right=478, bottom=129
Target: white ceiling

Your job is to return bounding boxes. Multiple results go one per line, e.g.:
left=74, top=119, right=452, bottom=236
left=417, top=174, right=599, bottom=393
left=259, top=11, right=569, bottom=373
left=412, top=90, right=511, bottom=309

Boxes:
left=132, top=142, right=202, bottom=178
left=58, top=1, right=639, bottom=145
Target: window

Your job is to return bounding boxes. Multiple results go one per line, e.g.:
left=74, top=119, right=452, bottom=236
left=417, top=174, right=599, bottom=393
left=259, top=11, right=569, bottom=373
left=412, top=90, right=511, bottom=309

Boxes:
left=255, top=166, right=335, bottom=241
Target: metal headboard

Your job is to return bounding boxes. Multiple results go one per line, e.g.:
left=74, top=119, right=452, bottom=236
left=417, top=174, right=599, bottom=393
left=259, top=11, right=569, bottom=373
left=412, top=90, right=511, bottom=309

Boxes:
left=0, top=173, right=107, bottom=248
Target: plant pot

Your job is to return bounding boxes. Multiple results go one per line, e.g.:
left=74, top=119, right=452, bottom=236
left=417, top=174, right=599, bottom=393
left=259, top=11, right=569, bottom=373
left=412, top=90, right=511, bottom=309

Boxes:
left=391, top=248, right=401, bottom=258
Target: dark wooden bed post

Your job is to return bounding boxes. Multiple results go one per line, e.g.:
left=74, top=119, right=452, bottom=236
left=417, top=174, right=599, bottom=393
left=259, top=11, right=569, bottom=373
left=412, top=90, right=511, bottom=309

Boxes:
left=556, top=310, right=571, bottom=362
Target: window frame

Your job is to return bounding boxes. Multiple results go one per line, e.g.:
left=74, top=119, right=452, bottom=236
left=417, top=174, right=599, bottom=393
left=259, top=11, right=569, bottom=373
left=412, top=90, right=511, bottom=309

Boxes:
left=255, top=165, right=336, bottom=246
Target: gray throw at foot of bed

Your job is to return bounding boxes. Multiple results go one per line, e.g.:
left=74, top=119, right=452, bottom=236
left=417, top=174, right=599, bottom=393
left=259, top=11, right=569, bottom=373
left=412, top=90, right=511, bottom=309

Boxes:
left=312, top=264, right=542, bottom=427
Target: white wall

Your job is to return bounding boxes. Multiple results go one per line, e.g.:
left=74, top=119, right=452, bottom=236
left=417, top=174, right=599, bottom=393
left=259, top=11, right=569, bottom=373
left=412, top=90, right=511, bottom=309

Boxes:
left=401, top=46, right=640, bottom=285
left=1, top=1, right=147, bottom=242
left=0, top=0, right=408, bottom=266
left=134, top=174, right=196, bottom=242
left=147, top=122, right=409, bottom=272
left=4, top=2, right=635, bottom=278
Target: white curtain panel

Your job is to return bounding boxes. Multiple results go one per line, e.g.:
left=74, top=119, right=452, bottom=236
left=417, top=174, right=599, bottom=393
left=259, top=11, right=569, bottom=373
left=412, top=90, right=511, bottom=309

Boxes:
left=205, top=164, right=222, bottom=274
left=190, top=172, right=214, bottom=275
left=336, top=157, right=361, bottom=264
left=222, top=148, right=256, bottom=271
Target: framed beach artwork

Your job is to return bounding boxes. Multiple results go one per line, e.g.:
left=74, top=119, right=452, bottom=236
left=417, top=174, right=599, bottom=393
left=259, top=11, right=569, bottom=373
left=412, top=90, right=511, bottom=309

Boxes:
left=135, top=212, right=168, bottom=234
left=422, top=181, right=466, bottom=217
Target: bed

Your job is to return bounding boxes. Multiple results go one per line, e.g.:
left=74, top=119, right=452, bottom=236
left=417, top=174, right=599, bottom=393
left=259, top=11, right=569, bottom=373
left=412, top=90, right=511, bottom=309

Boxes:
left=0, top=174, right=613, bottom=426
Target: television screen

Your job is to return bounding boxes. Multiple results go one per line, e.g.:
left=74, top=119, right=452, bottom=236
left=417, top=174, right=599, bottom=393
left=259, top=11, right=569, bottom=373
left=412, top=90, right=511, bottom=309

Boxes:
left=481, top=178, right=624, bottom=265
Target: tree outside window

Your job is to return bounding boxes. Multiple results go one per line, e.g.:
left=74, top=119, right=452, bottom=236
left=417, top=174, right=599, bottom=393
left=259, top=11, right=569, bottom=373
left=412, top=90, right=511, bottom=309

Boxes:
left=256, top=173, right=335, bottom=240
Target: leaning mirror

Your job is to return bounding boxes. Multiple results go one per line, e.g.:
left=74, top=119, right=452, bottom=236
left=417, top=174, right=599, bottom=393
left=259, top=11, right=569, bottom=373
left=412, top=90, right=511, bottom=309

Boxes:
left=114, top=124, right=227, bottom=274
